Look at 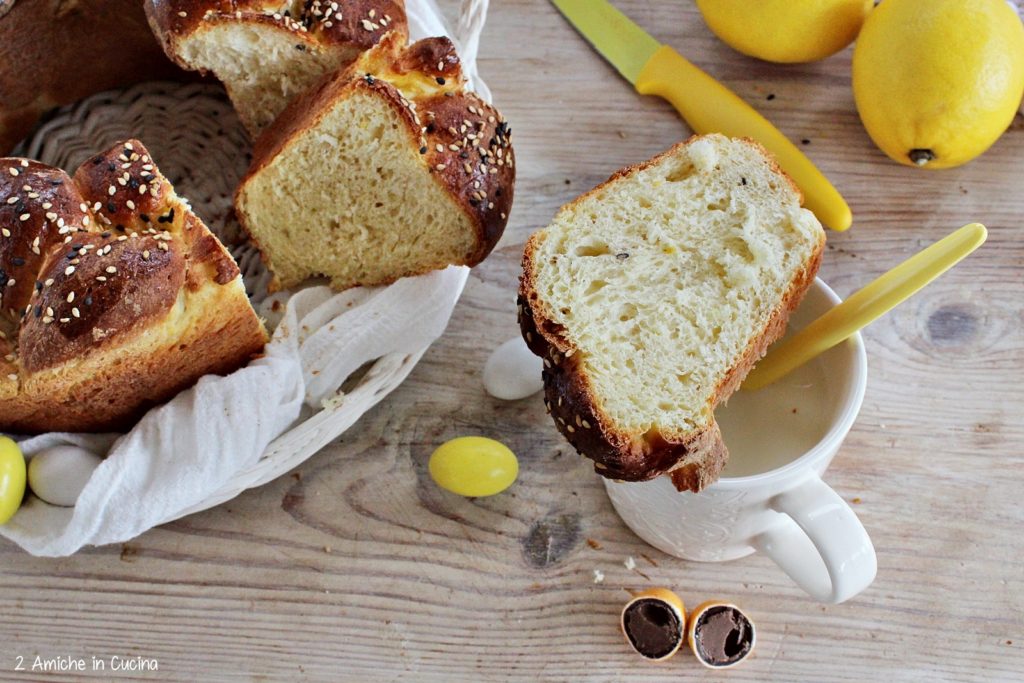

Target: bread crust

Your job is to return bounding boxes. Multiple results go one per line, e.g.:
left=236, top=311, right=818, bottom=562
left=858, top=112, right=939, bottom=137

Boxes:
left=0, top=139, right=267, bottom=433
left=519, top=136, right=824, bottom=492
left=146, top=0, right=408, bottom=61
left=0, top=0, right=184, bottom=154
left=236, top=32, right=514, bottom=291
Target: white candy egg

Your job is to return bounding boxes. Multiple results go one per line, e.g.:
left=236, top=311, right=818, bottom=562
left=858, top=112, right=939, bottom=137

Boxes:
left=27, top=445, right=103, bottom=507
left=483, top=337, right=544, bottom=400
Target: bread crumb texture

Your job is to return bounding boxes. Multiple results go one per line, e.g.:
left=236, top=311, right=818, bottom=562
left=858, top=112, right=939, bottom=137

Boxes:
left=529, top=135, right=824, bottom=441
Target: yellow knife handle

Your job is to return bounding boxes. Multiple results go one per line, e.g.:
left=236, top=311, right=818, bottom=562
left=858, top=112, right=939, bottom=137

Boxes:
left=635, top=46, right=852, bottom=232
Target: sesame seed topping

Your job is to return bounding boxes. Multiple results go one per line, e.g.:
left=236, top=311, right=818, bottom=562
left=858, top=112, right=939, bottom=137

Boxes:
left=18, top=213, right=29, bottom=221
left=9, top=168, right=18, bottom=176
left=72, top=307, right=80, bottom=318
left=105, top=266, right=117, bottom=274
left=19, top=159, right=28, bottom=167
left=64, top=266, right=75, bottom=275
left=178, top=10, right=187, bottom=17
left=108, top=185, right=116, bottom=196
left=5, top=197, right=16, bottom=204
left=66, top=292, right=74, bottom=303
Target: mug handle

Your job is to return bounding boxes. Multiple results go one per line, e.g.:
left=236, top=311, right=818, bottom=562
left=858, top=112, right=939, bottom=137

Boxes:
left=752, top=472, right=876, bottom=604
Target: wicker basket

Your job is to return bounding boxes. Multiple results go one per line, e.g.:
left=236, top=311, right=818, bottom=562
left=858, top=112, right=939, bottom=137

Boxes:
left=4, top=0, right=491, bottom=549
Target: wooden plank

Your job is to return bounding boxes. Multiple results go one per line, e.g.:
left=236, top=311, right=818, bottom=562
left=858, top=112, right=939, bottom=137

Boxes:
left=2, top=1, right=1022, bottom=679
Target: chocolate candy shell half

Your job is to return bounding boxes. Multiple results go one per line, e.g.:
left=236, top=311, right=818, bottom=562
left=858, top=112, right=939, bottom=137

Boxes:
left=620, top=588, right=686, bottom=662
left=687, top=601, right=756, bottom=669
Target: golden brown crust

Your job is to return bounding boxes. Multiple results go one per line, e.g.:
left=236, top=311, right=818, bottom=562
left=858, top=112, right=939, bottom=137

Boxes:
left=0, top=160, right=89, bottom=316
left=238, top=32, right=514, bottom=290
left=0, top=139, right=267, bottom=433
left=145, top=0, right=408, bottom=70
left=519, top=136, right=823, bottom=492
left=0, top=0, right=184, bottom=154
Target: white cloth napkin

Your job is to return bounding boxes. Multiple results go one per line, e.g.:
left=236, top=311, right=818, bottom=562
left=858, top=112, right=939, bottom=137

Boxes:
left=1, top=0, right=489, bottom=556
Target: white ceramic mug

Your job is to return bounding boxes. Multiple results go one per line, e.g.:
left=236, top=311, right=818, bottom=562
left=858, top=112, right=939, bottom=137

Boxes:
left=604, top=279, right=876, bottom=604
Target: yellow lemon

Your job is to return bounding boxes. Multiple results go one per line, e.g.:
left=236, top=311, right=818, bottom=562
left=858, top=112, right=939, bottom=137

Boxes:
left=695, top=0, right=873, bottom=63
left=853, top=0, right=1024, bottom=169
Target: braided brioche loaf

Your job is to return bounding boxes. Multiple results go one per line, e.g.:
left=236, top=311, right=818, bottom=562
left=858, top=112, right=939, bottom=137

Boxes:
left=0, top=0, right=184, bottom=153
left=519, top=136, right=824, bottom=492
left=145, top=0, right=408, bottom=135
left=235, top=31, right=514, bottom=291
left=0, top=139, right=267, bottom=433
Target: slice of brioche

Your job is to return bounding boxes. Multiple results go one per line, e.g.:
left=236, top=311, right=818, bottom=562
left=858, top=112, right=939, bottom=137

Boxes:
left=0, top=139, right=267, bottom=433
left=145, top=0, right=408, bottom=135
left=235, top=32, right=514, bottom=292
left=519, top=135, right=826, bottom=492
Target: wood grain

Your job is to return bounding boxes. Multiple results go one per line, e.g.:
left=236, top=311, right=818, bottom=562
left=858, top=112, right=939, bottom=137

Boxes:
left=2, top=1, right=1023, bottom=680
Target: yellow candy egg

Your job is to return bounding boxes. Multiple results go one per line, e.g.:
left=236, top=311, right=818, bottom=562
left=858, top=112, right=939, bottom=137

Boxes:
left=0, top=436, right=27, bottom=525
left=429, top=436, right=519, bottom=497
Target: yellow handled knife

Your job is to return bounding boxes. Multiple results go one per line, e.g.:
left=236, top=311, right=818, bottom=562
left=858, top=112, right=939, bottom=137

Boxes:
left=551, top=0, right=852, bottom=232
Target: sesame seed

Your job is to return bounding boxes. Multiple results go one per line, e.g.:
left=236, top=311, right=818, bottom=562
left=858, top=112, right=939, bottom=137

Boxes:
left=95, top=276, right=106, bottom=282
left=45, top=307, right=53, bottom=317
left=5, top=197, right=16, bottom=204
left=178, top=10, right=187, bottom=17
left=19, top=159, right=28, bottom=167
left=64, top=266, right=75, bottom=275
left=435, top=164, right=446, bottom=171
left=9, top=168, right=18, bottom=176
left=6, top=374, right=15, bottom=381
left=435, top=144, right=444, bottom=152
left=66, top=292, right=74, bottom=303
left=72, top=307, right=80, bottom=318
left=105, top=266, right=117, bottom=274
left=18, top=213, right=29, bottom=221
left=108, top=185, right=116, bottom=196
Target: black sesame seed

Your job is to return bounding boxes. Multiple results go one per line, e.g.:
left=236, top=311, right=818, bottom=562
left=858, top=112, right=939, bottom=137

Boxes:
left=140, top=213, right=150, bottom=222
left=128, top=177, right=140, bottom=190
left=741, top=177, right=747, bottom=185
left=50, top=180, right=62, bottom=186
left=767, top=93, right=775, bottom=101
left=436, top=77, right=446, bottom=85
left=84, top=295, right=93, bottom=306
left=107, top=162, right=116, bottom=172
left=295, top=44, right=306, bottom=51
left=34, top=305, right=41, bottom=318
left=801, top=139, right=811, bottom=145
left=425, top=123, right=436, bottom=134
left=100, top=231, right=111, bottom=238
left=107, top=201, right=117, bottom=213
left=35, top=281, right=42, bottom=291
left=364, top=74, right=376, bottom=84
left=116, top=224, right=126, bottom=232
left=419, top=146, right=428, bottom=155
left=616, top=253, right=629, bottom=260
left=11, top=257, right=25, bottom=266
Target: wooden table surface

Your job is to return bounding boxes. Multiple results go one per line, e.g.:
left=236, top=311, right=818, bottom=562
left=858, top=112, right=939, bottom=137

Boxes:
left=3, top=1, right=1023, bottom=680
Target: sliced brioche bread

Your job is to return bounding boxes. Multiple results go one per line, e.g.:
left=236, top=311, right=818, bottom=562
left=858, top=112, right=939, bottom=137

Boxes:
left=145, top=0, right=408, bottom=135
left=0, top=139, right=267, bottom=433
left=235, top=32, right=514, bottom=292
left=519, top=135, right=826, bottom=492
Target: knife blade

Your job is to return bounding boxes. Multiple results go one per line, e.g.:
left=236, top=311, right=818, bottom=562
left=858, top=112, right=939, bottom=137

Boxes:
left=550, top=0, right=852, bottom=232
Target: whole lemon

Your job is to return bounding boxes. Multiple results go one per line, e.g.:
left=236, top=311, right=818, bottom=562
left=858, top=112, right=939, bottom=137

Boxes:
left=695, top=0, right=873, bottom=63
left=853, top=0, right=1024, bottom=169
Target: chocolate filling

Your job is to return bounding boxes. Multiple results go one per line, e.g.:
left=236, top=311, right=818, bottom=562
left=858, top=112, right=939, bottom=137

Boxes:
left=623, top=598, right=682, bottom=659
left=693, top=605, right=754, bottom=667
